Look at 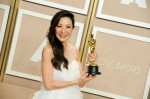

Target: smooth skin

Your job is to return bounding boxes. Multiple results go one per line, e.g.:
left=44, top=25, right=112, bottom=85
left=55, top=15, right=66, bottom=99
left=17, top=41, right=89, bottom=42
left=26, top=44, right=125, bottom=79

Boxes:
left=42, top=17, right=96, bottom=90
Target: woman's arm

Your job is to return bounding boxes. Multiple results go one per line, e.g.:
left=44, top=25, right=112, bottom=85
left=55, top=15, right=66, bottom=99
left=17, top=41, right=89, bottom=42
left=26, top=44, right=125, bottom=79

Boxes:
left=42, top=45, right=81, bottom=90
left=74, top=47, right=96, bottom=88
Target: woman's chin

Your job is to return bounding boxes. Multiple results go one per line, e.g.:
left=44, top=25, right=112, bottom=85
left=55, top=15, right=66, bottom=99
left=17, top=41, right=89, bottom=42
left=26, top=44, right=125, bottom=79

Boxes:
left=58, top=39, right=67, bottom=42
left=58, top=37, right=69, bottom=42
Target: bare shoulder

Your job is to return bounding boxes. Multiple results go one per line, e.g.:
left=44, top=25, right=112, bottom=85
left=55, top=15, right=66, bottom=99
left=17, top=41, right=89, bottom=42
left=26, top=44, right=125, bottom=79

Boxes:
left=70, top=44, right=79, bottom=55
left=42, top=44, right=53, bottom=57
left=43, top=44, right=52, bottom=52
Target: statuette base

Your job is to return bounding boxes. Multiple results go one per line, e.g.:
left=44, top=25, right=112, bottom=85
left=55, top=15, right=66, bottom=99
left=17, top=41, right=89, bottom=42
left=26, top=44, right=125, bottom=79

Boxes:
left=87, top=66, right=101, bottom=76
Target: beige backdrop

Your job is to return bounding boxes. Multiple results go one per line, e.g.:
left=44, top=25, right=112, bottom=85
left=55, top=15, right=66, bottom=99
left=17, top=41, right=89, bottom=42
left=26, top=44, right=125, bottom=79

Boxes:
left=0, top=7, right=5, bottom=78
left=0, top=0, right=12, bottom=6
left=2, top=0, right=150, bottom=99
left=0, top=4, right=10, bottom=72
left=85, top=29, right=150, bottom=99
left=0, top=9, right=4, bottom=30
left=102, top=0, right=150, bottom=23
left=45, top=0, right=86, bottom=9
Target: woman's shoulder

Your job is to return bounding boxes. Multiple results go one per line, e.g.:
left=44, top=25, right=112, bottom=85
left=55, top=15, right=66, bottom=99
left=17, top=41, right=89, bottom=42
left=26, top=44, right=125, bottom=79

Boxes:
left=69, top=43, right=79, bottom=53
left=43, top=44, right=53, bottom=54
left=68, top=43, right=80, bottom=59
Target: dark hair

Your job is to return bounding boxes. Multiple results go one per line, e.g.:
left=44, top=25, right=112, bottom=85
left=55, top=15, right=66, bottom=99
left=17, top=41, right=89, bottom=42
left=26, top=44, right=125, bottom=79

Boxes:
left=47, top=10, right=75, bottom=70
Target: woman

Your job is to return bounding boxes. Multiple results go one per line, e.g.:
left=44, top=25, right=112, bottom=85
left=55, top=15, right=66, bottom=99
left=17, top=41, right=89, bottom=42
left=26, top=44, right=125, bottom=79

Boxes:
left=32, top=10, right=97, bottom=99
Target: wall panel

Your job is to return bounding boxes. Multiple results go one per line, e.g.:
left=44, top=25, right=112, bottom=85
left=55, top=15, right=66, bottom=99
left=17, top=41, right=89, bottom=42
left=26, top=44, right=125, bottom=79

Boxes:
left=0, top=4, right=10, bottom=53
left=0, top=0, right=12, bottom=6
left=96, top=0, right=150, bottom=28
left=80, top=0, right=150, bottom=98
left=83, top=92, right=111, bottom=99
left=84, top=26, right=150, bottom=99
left=43, top=0, right=85, bottom=9
left=25, top=0, right=90, bottom=14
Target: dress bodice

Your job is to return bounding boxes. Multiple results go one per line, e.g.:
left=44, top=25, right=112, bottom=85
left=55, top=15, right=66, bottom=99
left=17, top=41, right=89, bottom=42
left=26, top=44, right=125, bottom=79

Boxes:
left=53, top=60, right=81, bottom=82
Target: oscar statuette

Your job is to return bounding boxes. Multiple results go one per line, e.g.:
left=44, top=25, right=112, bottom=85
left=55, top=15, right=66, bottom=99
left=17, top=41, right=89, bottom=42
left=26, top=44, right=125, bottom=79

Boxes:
left=87, top=34, right=101, bottom=75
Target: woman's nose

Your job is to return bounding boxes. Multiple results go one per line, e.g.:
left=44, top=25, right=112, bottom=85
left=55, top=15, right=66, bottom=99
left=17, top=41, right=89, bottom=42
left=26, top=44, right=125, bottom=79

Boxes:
left=61, top=27, right=66, bottom=33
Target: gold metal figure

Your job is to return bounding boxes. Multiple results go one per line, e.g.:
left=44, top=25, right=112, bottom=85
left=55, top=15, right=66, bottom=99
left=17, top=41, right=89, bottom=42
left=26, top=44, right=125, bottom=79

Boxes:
left=88, top=34, right=97, bottom=66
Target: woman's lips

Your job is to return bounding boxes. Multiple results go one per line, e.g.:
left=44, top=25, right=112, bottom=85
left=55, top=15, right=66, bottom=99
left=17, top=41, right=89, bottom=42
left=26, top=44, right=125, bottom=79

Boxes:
left=59, top=34, right=67, bottom=38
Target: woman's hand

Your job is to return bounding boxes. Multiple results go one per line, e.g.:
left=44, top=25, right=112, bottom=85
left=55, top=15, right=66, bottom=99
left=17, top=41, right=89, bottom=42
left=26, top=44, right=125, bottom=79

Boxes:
left=78, top=52, right=97, bottom=88
left=78, top=73, right=96, bottom=88
left=87, top=52, right=97, bottom=65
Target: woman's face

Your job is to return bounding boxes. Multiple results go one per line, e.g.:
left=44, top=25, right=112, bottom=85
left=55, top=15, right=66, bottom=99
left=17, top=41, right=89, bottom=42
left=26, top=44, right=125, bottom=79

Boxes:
left=55, top=17, right=73, bottom=43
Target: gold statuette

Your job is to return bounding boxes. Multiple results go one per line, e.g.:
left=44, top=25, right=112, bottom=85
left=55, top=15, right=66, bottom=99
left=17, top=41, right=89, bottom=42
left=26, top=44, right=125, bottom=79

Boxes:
left=87, top=34, right=101, bottom=75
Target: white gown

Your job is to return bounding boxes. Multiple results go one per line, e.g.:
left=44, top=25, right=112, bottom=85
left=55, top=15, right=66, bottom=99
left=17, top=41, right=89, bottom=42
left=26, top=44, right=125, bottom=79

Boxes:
left=32, top=60, right=82, bottom=99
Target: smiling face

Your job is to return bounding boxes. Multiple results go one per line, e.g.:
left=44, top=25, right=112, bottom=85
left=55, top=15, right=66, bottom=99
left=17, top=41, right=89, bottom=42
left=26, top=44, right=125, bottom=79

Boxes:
left=55, top=17, right=73, bottom=44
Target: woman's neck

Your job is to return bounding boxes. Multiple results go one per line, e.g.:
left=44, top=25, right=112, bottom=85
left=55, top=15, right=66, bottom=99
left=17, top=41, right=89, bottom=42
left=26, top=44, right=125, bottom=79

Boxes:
left=62, top=41, right=68, bottom=47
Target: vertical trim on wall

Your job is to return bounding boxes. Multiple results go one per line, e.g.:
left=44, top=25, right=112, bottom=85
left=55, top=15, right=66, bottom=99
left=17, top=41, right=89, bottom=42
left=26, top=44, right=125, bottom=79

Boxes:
left=81, top=0, right=99, bottom=67
left=0, top=0, right=20, bottom=81
left=80, top=0, right=94, bottom=64
left=0, top=4, right=10, bottom=78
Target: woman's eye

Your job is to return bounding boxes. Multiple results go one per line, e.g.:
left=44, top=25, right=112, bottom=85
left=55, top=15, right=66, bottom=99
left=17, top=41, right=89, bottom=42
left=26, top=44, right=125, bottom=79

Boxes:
left=57, top=25, right=61, bottom=27
left=66, top=26, right=71, bottom=28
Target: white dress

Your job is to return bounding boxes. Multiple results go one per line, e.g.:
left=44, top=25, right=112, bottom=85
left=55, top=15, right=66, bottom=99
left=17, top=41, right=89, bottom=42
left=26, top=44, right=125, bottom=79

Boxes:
left=32, top=60, right=82, bottom=99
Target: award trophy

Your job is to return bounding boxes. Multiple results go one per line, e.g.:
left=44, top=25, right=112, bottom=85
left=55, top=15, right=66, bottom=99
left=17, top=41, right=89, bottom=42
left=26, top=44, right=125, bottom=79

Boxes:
left=87, top=34, right=101, bottom=75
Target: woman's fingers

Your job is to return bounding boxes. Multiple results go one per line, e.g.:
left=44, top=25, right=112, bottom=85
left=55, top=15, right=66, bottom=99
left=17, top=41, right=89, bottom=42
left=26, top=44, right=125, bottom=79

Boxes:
left=89, top=53, right=97, bottom=58
left=83, top=73, right=88, bottom=79
left=84, top=74, right=96, bottom=82
left=88, top=53, right=97, bottom=62
left=79, top=73, right=96, bottom=86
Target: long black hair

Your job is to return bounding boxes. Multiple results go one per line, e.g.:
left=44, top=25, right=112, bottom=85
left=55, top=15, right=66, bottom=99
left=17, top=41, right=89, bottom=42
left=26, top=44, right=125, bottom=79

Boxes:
left=47, top=10, right=75, bottom=70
